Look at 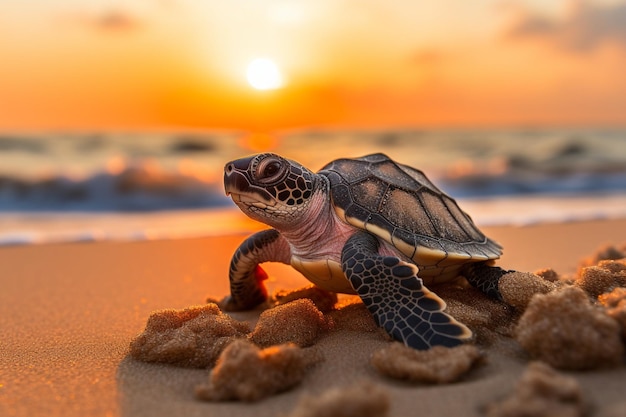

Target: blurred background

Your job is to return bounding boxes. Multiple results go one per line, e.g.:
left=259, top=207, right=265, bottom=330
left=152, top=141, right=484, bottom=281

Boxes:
left=1, top=0, right=625, bottom=243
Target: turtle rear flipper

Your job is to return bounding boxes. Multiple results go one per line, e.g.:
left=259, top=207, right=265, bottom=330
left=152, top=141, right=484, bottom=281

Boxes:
left=462, top=262, right=513, bottom=301
left=341, top=232, right=473, bottom=350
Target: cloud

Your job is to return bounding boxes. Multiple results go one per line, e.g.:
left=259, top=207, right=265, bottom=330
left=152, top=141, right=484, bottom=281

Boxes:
left=506, top=0, right=626, bottom=52
left=96, top=11, right=137, bottom=30
left=92, top=10, right=140, bottom=32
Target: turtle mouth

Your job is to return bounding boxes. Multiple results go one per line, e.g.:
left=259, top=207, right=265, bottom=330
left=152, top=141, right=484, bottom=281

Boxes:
left=224, top=165, right=277, bottom=209
left=228, top=192, right=275, bottom=209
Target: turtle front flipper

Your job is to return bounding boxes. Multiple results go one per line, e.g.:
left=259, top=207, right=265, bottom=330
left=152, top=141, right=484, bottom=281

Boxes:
left=341, top=232, right=472, bottom=350
left=222, top=229, right=291, bottom=311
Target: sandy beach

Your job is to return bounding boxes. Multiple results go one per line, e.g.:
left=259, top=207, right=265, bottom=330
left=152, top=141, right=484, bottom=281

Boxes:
left=1, top=218, right=626, bottom=417
left=5, top=1, right=626, bottom=415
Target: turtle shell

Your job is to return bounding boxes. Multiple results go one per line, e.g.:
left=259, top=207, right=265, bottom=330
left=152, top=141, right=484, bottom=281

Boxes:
left=319, top=153, right=502, bottom=272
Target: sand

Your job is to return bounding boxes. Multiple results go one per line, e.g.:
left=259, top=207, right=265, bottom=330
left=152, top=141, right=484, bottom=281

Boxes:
left=1, top=219, right=626, bottom=417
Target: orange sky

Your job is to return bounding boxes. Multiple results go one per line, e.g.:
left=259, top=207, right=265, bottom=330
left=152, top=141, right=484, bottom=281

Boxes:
left=1, top=0, right=626, bottom=131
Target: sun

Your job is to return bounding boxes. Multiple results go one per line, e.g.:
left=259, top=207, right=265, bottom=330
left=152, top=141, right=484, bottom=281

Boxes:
left=246, top=58, right=284, bottom=90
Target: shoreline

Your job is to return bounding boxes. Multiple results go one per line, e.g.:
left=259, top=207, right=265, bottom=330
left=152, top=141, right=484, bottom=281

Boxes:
left=1, top=218, right=625, bottom=416
left=2, top=192, right=626, bottom=247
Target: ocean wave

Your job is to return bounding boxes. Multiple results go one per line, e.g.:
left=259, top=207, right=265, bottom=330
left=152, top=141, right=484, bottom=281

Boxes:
left=1, top=161, right=625, bottom=213
left=439, top=169, right=626, bottom=198
left=0, top=135, right=47, bottom=153
left=2, top=194, right=626, bottom=247
left=0, top=161, right=231, bottom=212
left=1, top=129, right=625, bottom=211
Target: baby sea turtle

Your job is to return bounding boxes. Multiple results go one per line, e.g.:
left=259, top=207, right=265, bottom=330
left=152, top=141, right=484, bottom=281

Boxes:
left=222, top=153, right=511, bottom=350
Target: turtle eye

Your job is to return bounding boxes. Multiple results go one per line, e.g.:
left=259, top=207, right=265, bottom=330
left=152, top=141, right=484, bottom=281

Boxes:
left=263, top=161, right=280, bottom=178
left=255, top=157, right=286, bottom=184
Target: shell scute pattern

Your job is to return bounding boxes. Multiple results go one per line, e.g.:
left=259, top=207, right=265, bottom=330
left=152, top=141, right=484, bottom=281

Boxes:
left=372, top=159, right=426, bottom=191
left=328, top=159, right=371, bottom=183
left=351, top=178, right=387, bottom=211
left=381, top=187, right=438, bottom=237
left=319, top=154, right=502, bottom=268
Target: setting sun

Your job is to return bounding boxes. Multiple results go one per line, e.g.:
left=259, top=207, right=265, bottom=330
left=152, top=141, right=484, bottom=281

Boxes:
left=245, top=58, right=284, bottom=91
left=2, top=1, right=626, bottom=130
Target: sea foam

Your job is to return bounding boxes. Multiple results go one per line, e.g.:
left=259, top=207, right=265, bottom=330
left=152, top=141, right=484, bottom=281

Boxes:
left=1, top=194, right=625, bottom=247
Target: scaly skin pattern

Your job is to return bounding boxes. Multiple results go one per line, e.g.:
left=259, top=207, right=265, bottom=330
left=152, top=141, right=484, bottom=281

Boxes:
left=462, top=262, right=512, bottom=301
left=223, top=153, right=510, bottom=349
left=222, top=229, right=291, bottom=311
left=341, top=231, right=472, bottom=349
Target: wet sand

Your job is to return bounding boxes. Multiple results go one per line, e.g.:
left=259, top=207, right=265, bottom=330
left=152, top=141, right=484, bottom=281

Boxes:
left=1, top=219, right=625, bottom=417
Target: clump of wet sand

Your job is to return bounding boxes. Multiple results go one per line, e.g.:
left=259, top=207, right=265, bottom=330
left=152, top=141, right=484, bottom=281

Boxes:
left=129, top=303, right=250, bottom=368
left=129, top=242, right=626, bottom=405
left=599, top=287, right=626, bottom=339
left=271, top=286, right=338, bottom=313
left=579, top=244, right=625, bottom=270
left=438, top=283, right=516, bottom=345
left=512, top=247, right=626, bottom=370
left=576, top=259, right=626, bottom=297
left=195, top=339, right=321, bottom=402
left=287, top=380, right=390, bottom=417
left=250, top=298, right=331, bottom=347
left=499, top=271, right=555, bottom=310
left=484, top=361, right=586, bottom=417
left=371, top=343, right=484, bottom=384
left=533, top=268, right=561, bottom=283
left=515, top=286, right=623, bottom=370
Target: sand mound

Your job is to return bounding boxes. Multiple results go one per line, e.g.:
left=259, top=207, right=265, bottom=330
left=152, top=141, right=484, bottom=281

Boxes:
left=485, top=361, right=586, bottom=417
left=499, top=271, right=555, bottom=310
left=515, top=286, right=623, bottom=370
left=271, top=286, right=338, bottom=313
left=534, top=268, right=561, bottom=282
left=599, top=287, right=626, bottom=339
left=371, top=343, right=484, bottom=383
left=579, top=244, right=626, bottom=270
left=435, top=284, right=516, bottom=346
left=195, top=339, right=321, bottom=402
left=129, top=241, right=626, bottom=405
left=249, top=298, right=331, bottom=347
left=576, top=259, right=626, bottom=297
left=287, top=380, right=390, bottom=417
left=129, top=303, right=250, bottom=368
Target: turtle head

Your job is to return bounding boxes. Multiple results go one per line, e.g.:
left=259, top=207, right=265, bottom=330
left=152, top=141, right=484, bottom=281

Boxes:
left=224, top=153, right=319, bottom=227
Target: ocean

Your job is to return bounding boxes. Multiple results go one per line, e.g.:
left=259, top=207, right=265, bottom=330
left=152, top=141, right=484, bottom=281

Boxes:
left=1, top=128, right=625, bottom=245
